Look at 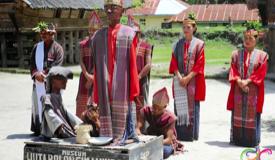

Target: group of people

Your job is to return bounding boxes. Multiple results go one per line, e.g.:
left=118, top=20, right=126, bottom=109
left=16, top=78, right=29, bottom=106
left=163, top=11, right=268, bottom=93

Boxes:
left=29, top=0, right=268, bottom=159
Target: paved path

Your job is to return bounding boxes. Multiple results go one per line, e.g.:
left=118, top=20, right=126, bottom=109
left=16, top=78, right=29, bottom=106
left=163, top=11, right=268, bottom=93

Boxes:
left=0, top=72, right=274, bottom=160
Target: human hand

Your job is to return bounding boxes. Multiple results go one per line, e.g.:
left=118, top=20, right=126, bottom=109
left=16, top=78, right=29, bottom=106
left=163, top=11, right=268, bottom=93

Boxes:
left=241, top=79, right=250, bottom=87
left=237, top=78, right=243, bottom=88
left=86, top=74, right=94, bottom=83
left=179, top=76, right=191, bottom=87
left=35, top=72, right=45, bottom=82
left=242, top=86, right=249, bottom=93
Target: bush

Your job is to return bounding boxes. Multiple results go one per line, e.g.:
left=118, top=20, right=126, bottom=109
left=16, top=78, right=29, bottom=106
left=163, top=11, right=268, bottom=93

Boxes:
left=143, top=27, right=263, bottom=47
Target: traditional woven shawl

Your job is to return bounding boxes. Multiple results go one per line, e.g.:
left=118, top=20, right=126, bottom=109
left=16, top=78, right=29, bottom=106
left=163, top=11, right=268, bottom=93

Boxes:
left=93, top=25, right=135, bottom=138
left=34, top=41, right=46, bottom=123
left=136, top=40, right=152, bottom=105
left=173, top=37, right=201, bottom=126
left=233, top=49, right=259, bottom=130
left=173, top=76, right=189, bottom=126
left=136, top=40, right=151, bottom=73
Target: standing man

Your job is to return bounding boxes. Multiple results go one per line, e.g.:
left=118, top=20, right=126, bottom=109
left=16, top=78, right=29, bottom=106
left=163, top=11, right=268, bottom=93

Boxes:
left=91, top=0, right=140, bottom=145
left=76, top=11, right=102, bottom=118
left=30, top=22, right=64, bottom=135
left=127, top=15, right=153, bottom=107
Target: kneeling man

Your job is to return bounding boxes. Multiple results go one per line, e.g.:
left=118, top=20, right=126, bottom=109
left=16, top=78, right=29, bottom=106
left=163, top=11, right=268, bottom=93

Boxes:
left=136, top=87, right=183, bottom=159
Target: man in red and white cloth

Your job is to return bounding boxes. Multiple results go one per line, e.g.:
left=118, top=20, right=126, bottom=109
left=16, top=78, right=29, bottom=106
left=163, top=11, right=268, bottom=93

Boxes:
left=30, top=22, right=64, bottom=135
left=91, top=0, right=140, bottom=145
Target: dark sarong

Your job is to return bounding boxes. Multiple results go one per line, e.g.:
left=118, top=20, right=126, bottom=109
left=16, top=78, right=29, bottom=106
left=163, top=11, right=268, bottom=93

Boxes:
left=175, top=101, right=200, bottom=141
left=76, top=38, right=94, bottom=118
left=231, top=111, right=261, bottom=147
left=173, top=37, right=204, bottom=141
left=230, top=50, right=261, bottom=147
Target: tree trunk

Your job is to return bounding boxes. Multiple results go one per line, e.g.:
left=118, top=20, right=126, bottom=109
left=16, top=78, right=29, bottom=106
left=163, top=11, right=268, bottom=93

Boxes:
left=268, top=28, right=275, bottom=73
left=0, top=34, right=7, bottom=67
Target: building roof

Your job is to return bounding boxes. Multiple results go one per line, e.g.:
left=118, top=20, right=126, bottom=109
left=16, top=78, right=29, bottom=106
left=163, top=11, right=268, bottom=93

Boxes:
left=246, top=0, right=258, bottom=9
left=22, top=0, right=134, bottom=10
left=170, top=4, right=260, bottom=23
left=126, top=0, right=189, bottom=16
left=0, top=0, right=16, bottom=3
left=22, top=0, right=103, bottom=9
left=155, top=0, right=188, bottom=15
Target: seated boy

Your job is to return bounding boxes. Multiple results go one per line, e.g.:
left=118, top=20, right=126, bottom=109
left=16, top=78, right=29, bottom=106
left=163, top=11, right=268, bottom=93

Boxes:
left=41, top=66, right=82, bottom=138
left=136, top=87, right=184, bottom=159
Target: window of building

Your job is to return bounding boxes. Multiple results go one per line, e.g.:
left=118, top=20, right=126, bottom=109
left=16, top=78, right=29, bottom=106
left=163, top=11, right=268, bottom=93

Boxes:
left=55, top=9, right=62, bottom=18
left=79, top=10, right=85, bottom=19
left=140, top=19, right=146, bottom=26
left=161, top=22, right=172, bottom=29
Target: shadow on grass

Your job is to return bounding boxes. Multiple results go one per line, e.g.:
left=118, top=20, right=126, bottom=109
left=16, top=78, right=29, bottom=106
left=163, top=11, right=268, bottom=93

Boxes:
left=265, top=80, right=275, bottom=94
left=205, top=141, right=244, bottom=148
left=205, top=69, right=229, bottom=80
left=262, top=119, right=275, bottom=132
left=6, top=133, right=34, bottom=140
left=263, top=145, right=275, bottom=151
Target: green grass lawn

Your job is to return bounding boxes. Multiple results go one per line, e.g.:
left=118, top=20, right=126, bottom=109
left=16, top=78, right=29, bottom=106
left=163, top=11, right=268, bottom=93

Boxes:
left=152, top=44, right=173, bottom=63
left=197, top=24, right=246, bottom=33
left=144, top=24, right=246, bottom=34
left=148, top=39, right=236, bottom=78
left=204, top=39, right=236, bottom=65
left=150, top=39, right=236, bottom=66
left=146, top=24, right=244, bottom=67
